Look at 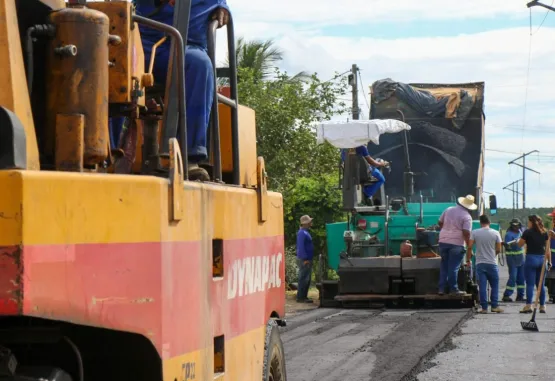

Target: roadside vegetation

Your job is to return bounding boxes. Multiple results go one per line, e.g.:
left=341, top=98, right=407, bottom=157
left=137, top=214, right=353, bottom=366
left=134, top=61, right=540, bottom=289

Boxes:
left=228, top=38, right=348, bottom=285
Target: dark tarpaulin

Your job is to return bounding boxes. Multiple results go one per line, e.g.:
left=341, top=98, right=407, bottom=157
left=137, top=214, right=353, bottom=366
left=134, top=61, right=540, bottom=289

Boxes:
left=408, top=121, right=467, bottom=158
left=368, top=79, right=484, bottom=202
left=371, top=78, right=473, bottom=129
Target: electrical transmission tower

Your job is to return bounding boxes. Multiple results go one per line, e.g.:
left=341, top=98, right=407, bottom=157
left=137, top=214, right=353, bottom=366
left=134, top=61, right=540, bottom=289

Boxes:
left=503, top=179, right=523, bottom=217
left=508, top=151, right=539, bottom=209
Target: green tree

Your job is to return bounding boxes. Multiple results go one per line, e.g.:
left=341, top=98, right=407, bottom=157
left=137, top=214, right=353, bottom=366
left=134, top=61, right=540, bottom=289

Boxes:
left=282, top=174, right=346, bottom=283
left=231, top=41, right=349, bottom=287
left=237, top=67, right=348, bottom=192
left=221, top=37, right=310, bottom=84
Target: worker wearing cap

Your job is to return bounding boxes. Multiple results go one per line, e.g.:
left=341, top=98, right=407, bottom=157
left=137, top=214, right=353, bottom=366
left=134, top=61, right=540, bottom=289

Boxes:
left=341, top=146, right=388, bottom=204
left=437, top=194, right=476, bottom=295
left=114, top=0, right=230, bottom=180
left=502, top=218, right=525, bottom=302
left=296, top=215, right=315, bottom=303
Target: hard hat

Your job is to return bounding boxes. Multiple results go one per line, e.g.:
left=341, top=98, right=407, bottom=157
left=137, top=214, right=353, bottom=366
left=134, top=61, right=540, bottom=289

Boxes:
left=510, top=218, right=522, bottom=226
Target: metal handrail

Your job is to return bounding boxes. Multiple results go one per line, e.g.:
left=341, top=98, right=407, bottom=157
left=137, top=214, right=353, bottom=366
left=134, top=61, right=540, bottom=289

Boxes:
left=133, top=14, right=188, bottom=179
left=206, top=17, right=240, bottom=184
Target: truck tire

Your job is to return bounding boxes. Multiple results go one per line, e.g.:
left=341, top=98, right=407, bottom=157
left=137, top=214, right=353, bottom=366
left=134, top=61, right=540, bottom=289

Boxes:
left=262, top=319, right=287, bottom=381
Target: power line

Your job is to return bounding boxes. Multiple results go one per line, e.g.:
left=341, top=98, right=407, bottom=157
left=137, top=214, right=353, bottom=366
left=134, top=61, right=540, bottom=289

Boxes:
left=323, top=70, right=350, bottom=84
left=357, top=70, right=370, bottom=114
left=521, top=9, right=534, bottom=150
left=486, top=148, right=555, bottom=158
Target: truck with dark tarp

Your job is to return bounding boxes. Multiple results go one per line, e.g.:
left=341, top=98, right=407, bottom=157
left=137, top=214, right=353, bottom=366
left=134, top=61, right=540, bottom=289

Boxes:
left=370, top=79, right=485, bottom=204
left=319, top=79, right=498, bottom=308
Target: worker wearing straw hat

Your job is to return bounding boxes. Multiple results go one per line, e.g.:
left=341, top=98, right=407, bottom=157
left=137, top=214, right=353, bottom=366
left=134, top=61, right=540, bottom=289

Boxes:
left=437, top=194, right=476, bottom=295
left=502, top=218, right=525, bottom=302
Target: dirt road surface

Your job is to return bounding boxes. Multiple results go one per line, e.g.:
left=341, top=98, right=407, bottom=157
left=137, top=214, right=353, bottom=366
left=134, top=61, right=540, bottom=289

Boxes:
left=281, top=307, right=472, bottom=381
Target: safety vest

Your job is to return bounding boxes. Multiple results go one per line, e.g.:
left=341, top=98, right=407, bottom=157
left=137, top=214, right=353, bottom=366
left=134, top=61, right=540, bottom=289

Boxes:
left=506, top=249, right=523, bottom=255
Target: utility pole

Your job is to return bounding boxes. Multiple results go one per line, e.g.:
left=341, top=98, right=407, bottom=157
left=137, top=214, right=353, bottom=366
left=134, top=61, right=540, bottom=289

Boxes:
left=508, top=151, right=539, bottom=210
left=348, top=64, right=359, bottom=120
left=503, top=180, right=523, bottom=217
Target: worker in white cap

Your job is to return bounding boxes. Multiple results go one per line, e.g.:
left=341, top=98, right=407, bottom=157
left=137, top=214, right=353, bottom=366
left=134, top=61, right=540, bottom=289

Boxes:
left=296, top=215, right=314, bottom=303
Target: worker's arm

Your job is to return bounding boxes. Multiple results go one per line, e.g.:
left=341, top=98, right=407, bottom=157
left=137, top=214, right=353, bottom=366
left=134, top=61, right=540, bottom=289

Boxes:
left=495, top=232, right=502, bottom=255
left=517, top=230, right=527, bottom=248
left=546, top=232, right=552, bottom=266
left=212, top=6, right=230, bottom=28
left=437, top=211, right=445, bottom=229
left=462, top=214, right=472, bottom=260
left=296, top=231, right=307, bottom=261
left=356, top=146, right=385, bottom=168
left=364, top=155, right=385, bottom=168
left=467, top=238, right=474, bottom=263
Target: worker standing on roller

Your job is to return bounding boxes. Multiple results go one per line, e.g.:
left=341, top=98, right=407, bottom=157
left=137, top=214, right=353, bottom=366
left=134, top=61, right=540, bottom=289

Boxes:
left=114, top=0, right=230, bottom=180
left=502, top=218, right=525, bottom=302
left=340, top=146, right=388, bottom=204
left=437, top=195, right=476, bottom=295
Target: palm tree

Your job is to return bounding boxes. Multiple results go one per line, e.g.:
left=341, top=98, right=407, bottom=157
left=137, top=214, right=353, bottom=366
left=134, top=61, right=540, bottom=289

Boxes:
left=235, top=37, right=284, bottom=81
left=219, top=37, right=309, bottom=85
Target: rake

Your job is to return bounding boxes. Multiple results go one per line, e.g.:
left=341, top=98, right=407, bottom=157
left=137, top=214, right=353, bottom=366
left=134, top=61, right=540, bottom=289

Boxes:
left=521, top=237, right=551, bottom=332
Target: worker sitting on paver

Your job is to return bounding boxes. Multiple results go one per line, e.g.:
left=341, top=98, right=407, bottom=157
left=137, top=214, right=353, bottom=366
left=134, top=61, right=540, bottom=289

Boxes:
left=340, top=146, right=388, bottom=205
left=502, top=218, right=525, bottom=302
left=437, top=194, right=476, bottom=295
left=468, top=214, right=504, bottom=313
left=296, top=215, right=315, bottom=304
left=518, top=215, right=552, bottom=314
left=112, top=0, right=230, bottom=180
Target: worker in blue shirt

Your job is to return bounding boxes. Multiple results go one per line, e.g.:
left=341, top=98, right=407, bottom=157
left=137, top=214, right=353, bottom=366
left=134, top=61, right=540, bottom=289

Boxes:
left=341, top=145, right=388, bottom=204
left=113, top=0, right=230, bottom=180
left=296, top=215, right=315, bottom=303
left=502, top=218, right=525, bottom=302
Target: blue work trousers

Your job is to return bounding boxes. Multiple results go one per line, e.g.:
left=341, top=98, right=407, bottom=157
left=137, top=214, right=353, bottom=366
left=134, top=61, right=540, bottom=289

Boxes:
left=524, top=254, right=547, bottom=305
left=363, top=167, right=385, bottom=198
left=109, top=45, right=214, bottom=163
left=438, top=243, right=465, bottom=293
left=503, top=254, right=525, bottom=298
left=477, top=263, right=500, bottom=310
left=296, top=258, right=313, bottom=301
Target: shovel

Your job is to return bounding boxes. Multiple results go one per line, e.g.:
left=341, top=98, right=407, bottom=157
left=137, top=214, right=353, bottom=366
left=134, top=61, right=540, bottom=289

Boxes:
left=521, top=236, right=551, bottom=332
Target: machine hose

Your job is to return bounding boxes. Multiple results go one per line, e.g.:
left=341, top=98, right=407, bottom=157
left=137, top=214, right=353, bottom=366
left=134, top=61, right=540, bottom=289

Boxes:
left=25, top=24, right=55, bottom=93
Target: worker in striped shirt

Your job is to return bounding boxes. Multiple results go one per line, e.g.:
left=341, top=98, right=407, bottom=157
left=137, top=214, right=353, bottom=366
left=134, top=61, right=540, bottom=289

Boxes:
left=502, top=218, right=525, bottom=302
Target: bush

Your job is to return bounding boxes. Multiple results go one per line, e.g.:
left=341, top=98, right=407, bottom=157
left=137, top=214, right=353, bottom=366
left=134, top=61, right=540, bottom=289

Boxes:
left=285, top=246, right=298, bottom=285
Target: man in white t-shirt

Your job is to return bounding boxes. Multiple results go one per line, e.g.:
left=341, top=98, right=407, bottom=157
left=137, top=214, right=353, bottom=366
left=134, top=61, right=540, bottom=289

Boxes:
left=468, top=214, right=504, bottom=314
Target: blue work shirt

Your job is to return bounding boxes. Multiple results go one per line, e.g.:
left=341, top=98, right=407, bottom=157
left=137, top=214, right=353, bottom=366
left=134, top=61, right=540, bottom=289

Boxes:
left=296, top=228, right=314, bottom=261
left=341, top=145, right=369, bottom=162
left=136, top=0, right=229, bottom=53
left=505, top=229, right=523, bottom=254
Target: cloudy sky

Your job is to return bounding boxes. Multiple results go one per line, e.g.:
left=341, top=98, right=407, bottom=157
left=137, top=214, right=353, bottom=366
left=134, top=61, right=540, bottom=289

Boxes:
left=214, top=0, right=555, bottom=209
